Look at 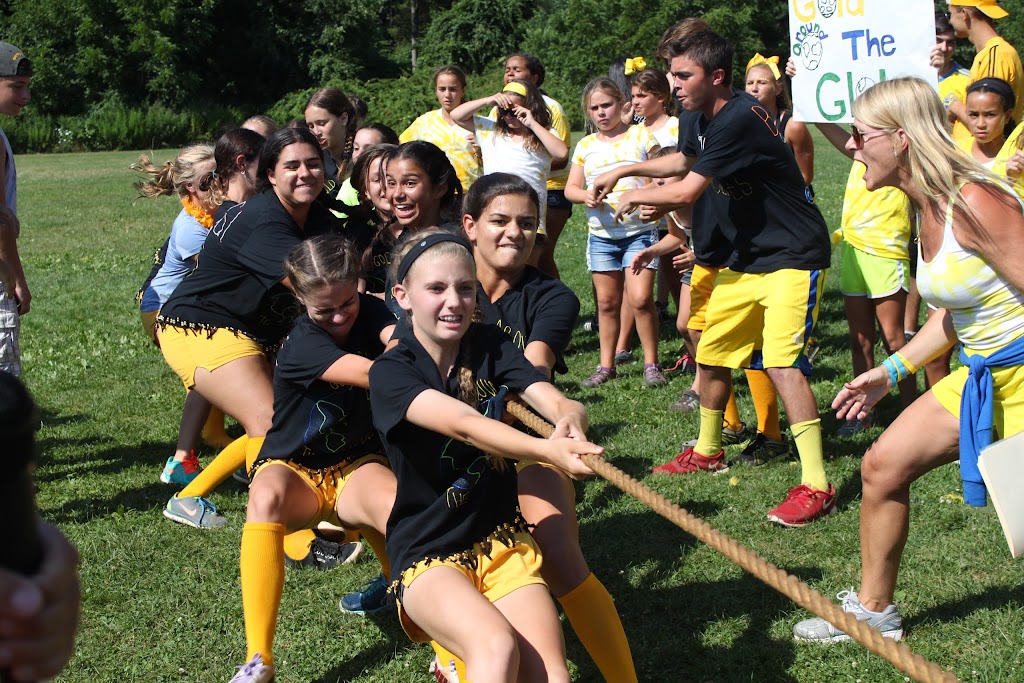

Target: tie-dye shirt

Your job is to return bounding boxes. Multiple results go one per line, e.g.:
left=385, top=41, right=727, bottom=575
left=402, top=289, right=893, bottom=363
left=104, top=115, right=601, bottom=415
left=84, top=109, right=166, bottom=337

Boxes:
left=840, top=163, right=911, bottom=260
left=400, top=109, right=482, bottom=191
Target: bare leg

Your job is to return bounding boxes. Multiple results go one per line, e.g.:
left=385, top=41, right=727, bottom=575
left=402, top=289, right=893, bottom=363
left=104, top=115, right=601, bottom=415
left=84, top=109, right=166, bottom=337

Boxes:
left=172, top=389, right=213, bottom=462
left=538, top=206, right=571, bottom=279
left=857, top=391, right=959, bottom=612
left=592, top=271, right=625, bottom=370
left=625, top=267, right=659, bottom=366
left=192, top=355, right=275, bottom=437
left=845, top=295, right=876, bottom=379
left=873, top=291, right=916, bottom=409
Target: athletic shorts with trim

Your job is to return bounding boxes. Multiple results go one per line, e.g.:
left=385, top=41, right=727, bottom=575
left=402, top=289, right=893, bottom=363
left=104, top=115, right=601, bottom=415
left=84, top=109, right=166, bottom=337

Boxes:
left=586, top=230, right=658, bottom=272
left=394, top=529, right=545, bottom=643
left=0, top=283, right=20, bottom=377
left=931, top=361, right=1024, bottom=440
left=546, top=189, right=572, bottom=212
left=250, top=454, right=389, bottom=528
left=158, top=324, right=266, bottom=390
left=839, top=242, right=908, bottom=298
left=699, top=268, right=826, bottom=369
left=686, top=264, right=722, bottom=332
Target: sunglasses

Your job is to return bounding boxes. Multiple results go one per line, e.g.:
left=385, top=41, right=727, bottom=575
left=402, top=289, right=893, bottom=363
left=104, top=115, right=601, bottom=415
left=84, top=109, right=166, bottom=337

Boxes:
left=197, top=171, right=217, bottom=192
left=850, top=125, right=889, bottom=149
left=499, top=106, right=518, bottom=116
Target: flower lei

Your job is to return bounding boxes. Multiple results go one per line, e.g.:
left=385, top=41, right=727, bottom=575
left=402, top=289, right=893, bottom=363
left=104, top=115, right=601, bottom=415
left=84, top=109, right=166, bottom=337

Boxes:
left=181, top=195, right=213, bottom=228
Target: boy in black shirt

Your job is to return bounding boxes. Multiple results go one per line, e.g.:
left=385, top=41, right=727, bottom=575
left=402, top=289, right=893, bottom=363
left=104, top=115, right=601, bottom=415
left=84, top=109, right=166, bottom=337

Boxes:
left=595, top=30, right=835, bottom=527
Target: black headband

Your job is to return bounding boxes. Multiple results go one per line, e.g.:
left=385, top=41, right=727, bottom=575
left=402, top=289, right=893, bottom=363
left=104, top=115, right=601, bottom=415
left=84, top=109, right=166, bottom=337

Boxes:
left=396, top=232, right=472, bottom=284
left=968, top=77, right=1017, bottom=109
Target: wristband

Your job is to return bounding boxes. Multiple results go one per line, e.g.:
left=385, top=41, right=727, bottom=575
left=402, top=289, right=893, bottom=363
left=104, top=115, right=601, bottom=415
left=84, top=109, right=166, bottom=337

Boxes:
left=881, top=351, right=917, bottom=387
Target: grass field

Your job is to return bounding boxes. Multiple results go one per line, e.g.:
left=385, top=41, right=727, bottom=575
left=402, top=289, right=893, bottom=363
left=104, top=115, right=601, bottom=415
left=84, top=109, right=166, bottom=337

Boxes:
left=14, top=132, right=1024, bottom=682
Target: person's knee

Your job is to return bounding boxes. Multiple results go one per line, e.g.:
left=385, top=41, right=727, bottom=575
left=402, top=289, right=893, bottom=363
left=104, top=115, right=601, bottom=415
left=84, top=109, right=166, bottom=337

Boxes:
left=464, top=626, right=519, bottom=680
left=246, top=478, right=288, bottom=522
left=861, top=441, right=909, bottom=497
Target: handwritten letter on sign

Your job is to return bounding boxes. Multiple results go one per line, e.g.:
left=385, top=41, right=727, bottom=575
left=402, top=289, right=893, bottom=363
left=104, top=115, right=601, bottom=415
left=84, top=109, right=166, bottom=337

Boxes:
left=790, top=0, right=936, bottom=122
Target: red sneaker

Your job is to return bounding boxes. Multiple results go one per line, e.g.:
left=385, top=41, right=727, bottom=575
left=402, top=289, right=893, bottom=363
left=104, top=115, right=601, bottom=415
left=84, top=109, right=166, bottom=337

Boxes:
left=652, top=447, right=727, bottom=474
left=767, top=484, right=837, bottom=527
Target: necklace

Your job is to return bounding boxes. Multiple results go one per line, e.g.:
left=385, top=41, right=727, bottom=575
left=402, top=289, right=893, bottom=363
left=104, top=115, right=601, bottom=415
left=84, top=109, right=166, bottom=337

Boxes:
left=181, top=195, right=213, bottom=228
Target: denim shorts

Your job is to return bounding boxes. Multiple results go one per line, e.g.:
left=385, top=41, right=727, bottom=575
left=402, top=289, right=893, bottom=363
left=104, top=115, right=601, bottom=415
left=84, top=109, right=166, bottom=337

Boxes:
left=586, top=230, right=658, bottom=272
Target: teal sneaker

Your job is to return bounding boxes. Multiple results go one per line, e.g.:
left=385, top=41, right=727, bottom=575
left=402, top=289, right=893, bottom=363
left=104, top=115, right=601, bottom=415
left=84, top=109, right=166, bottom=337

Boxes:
left=159, top=451, right=202, bottom=486
left=339, top=573, right=389, bottom=615
left=163, top=495, right=227, bottom=529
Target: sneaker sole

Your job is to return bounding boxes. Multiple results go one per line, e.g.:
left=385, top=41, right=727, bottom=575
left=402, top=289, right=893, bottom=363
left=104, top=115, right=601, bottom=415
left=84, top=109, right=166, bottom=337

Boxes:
left=794, top=627, right=904, bottom=643
left=337, top=600, right=389, bottom=616
left=767, top=503, right=837, bottom=528
left=162, top=508, right=225, bottom=529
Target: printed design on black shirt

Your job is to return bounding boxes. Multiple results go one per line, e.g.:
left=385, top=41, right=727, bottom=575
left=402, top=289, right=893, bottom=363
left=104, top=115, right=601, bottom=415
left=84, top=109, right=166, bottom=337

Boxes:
left=303, top=398, right=348, bottom=454
left=440, top=380, right=505, bottom=510
left=210, top=201, right=245, bottom=241
left=493, top=318, right=526, bottom=349
left=750, top=105, right=780, bottom=136
left=258, top=290, right=302, bottom=330
left=715, top=177, right=754, bottom=200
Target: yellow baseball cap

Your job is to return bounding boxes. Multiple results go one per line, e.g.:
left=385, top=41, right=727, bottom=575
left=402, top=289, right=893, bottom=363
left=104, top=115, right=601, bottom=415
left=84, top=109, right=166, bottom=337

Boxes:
left=953, top=0, right=1009, bottom=19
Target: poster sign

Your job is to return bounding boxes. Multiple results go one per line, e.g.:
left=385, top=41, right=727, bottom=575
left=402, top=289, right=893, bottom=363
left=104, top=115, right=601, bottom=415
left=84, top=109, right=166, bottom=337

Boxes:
left=789, top=0, right=936, bottom=122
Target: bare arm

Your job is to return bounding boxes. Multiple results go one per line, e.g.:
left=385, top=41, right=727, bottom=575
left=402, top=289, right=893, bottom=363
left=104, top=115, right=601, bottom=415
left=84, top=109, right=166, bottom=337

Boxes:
left=0, top=215, right=28, bottom=313
left=563, top=164, right=591, bottom=205
left=590, top=152, right=693, bottom=203
left=523, top=341, right=556, bottom=376
left=615, top=169, right=713, bottom=219
left=786, top=120, right=816, bottom=185
left=953, top=183, right=1024, bottom=294
left=404, top=388, right=598, bottom=477
left=449, top=94, right=501, bottom=131
left=812, top=122, right=855, bottom=160
left=517, top=106, right=569, bottom=166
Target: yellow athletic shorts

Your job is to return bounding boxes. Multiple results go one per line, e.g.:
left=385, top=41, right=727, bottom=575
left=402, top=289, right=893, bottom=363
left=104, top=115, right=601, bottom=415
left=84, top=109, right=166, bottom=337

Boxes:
left=158, top=324, right=266, bottom=390
left=687, top=264, right=722, bottom=332
left=141, top=310, right=160, bottom=345
left=250, top=454, right=388, bottom=528
left=699, top=268, right=826, bottom=369
left=931, top=362, right=1024, bottom=440
left=395, top=529, right=545, bottom=643
left=839, top=242, right=909, bottom=298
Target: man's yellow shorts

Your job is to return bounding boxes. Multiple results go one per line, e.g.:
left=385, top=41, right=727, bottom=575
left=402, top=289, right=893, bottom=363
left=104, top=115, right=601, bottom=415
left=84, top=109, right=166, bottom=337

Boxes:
left=931, top=362, right=1024, bottom=440
left=159, top=324, right=266, bottom=389
left=250, top=454, right=389, bottom=528
left=839, top=242, right=909, bottom=298
left=687, top=264, right=722, bottom=332
left=699, top=268, right=826, bottom=369
left=395, top=529, right=545, bottom=643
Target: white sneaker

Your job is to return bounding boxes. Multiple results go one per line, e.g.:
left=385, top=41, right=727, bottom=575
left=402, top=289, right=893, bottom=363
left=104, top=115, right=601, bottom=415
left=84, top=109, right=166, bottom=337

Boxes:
left=793, top=589, right=904, bottom=643
left=228, top=652, right=274, bottom=683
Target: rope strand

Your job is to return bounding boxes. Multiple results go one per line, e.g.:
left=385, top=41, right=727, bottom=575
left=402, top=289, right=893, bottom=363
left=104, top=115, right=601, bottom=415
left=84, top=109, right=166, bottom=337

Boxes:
left=505, top=400, right=959, bottom=683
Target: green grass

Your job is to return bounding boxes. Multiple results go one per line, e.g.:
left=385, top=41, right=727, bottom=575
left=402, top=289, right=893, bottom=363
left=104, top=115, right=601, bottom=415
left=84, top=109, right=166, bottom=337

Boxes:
left=16, top=135, right=1024, bottom=682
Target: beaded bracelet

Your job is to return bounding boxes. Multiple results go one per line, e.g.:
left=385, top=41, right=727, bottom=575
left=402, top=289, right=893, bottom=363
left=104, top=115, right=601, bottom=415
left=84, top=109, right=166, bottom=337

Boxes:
left=880, top=352, right=918, bottom=387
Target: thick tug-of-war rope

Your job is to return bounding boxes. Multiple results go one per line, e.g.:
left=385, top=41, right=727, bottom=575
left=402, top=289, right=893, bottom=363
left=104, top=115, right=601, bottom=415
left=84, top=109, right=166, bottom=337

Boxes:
left=505, top=400, right=960, bottom=683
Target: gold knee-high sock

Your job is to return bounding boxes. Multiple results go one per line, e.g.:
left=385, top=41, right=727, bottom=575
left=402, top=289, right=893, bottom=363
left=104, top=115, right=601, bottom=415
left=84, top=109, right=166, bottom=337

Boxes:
left=177, top=435, right=249, bottom=498
left=694, top=406, right=724, bottom=456
left=430, top=641, right=467, bottom=682
left=746, top=369, right=782, bottom=440
left=201, top=406, right=233, bottom=447
left=792, top=418, right=828, bottom=491
left=559, top=573, right=638, bottom=683
left=241, top=522, right=285, bottom=666
left=245, top=436, right=265, bottom=472
left=723, top=390, right=743, bottom=433
left=361, top=527, right=390, bottom=580
left=283, top=529, right=317, bottom=561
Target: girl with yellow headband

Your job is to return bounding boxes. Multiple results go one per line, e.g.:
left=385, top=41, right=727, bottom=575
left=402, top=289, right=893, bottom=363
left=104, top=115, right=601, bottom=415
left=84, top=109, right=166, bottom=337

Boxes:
left=745, top=53, right=815, bottom=191
left=449, top=79, right=569, bottom=236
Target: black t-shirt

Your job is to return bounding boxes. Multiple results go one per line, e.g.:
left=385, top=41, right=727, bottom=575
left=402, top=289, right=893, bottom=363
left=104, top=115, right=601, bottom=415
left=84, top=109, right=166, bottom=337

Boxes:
left=365, top=236, right=392, bottom=295
left=256, top=295, right=394, bottom=469
left=159, top=190, right=338, bottom=349
left=683, top=91, right=830, bottom=272
left=476, top=266, right=580, bottom=376
left=323, top=154, right=341, bottom=199
left=370, top=322, right=548, bottom=578
left=678, top=110, right=733, bottom=268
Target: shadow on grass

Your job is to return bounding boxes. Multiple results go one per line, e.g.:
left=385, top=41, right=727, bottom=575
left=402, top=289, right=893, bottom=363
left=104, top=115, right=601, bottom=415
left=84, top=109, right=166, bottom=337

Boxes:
left=47, top=481, right=172, bottom=524
left=35, top=440, right=190, bottom=482
left=909, top=584, right=1024, bottom=631
left=572, top=504, right=817, bottom=680
left=313, top=615, right=415, bottom=683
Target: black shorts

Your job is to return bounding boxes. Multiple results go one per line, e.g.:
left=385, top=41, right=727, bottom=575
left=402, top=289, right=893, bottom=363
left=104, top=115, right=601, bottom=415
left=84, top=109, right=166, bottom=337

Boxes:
left=546, top=189, right=572, bottom=212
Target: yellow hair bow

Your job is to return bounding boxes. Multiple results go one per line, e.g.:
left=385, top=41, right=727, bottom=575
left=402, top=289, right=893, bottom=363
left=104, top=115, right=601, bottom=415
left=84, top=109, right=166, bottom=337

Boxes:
left=624, top=57, right=647, bottom=76
left=502, top=82, right=529, bottom=98
left=746, top=53, right=780, bottom=80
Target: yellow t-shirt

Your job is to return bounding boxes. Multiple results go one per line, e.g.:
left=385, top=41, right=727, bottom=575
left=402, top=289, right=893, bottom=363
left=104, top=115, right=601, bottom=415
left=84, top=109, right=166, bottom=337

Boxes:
left=971, top=36, right=1024, bottom=124
left=939, top=63, right=972, bottom=142
left=839, top=163, right=911, bottom=260
left=990, top=121, right=1024, bottom=197
left=399, top=109, right=481, bottom=191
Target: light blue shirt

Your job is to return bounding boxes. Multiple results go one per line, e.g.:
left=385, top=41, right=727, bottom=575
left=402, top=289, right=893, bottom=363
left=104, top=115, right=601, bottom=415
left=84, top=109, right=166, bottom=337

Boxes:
left=140, top=208, right=209, bottom=312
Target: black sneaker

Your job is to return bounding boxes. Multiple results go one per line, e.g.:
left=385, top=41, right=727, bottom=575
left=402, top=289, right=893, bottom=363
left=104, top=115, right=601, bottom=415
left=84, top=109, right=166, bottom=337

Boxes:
left=286, top=537, right=362, bottom=569
left=731, top=432, right=791, bottom=466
